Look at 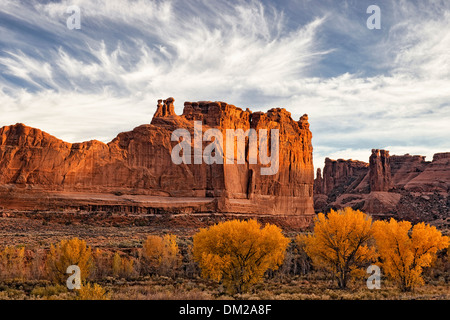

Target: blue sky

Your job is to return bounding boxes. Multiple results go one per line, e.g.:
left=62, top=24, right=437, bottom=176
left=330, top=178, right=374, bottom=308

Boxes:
left=1, top=0, right=449, bottom=171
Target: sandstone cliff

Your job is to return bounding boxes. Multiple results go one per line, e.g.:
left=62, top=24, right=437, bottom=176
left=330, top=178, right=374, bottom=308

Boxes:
left=0, top=98, right=314, bottom=224
left=314, top=149, right=450, bottom=222
left=369, top=149, right=393, bottom=192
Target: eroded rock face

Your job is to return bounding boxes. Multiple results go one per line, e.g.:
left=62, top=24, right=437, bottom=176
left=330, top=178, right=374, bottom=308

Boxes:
left=0, top=98, right=314, bottom=221
left=314, top=157, right=369, bottom=214
left=369, top=149, right=393, bottom=192
left=319, top=158, right=369, bottom=195
left=314, top=168, right=323, bottom=195
left=152, top=98, right=176, bottom=120
left=390, top=154, right=428, bottom=188
left=314, top=149, right=450, bottom=222
left=404, top=153, right=450, bottom=192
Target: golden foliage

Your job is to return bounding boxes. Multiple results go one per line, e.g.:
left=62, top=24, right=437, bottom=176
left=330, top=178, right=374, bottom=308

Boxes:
left=77, top=282, right=110, bottom=300
left=193, top=219, right=290, bottom=294
left=112, top=252, right=121, bottom=276
left=142, top=234, right=181, bottom=276
left=299, top=208, right=376, bottom=288
left=373, top=218, right=449, bottom=291
left=92, top=248, right=112, bottom=279
left=0, top=246, right=27, bottom=280
left=46, top=238, right=94, bottom=284
left=112, top=252, right=135, bottom=279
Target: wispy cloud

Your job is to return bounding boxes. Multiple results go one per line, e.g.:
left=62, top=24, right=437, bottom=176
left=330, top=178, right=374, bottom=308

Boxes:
left=0, top=0, right=328, bottom=138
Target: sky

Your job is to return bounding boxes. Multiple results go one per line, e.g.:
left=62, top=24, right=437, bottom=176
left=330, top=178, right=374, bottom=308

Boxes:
left=0, top=0, right=449, bottom=172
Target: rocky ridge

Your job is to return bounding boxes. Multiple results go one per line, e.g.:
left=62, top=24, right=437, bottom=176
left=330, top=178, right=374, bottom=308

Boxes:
left=314, top=149, right=450, bottom=222
left=0, top=98, right=314, bottom=227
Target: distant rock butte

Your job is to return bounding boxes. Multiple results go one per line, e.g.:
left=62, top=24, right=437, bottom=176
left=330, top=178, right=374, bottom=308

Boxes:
left=0, top=98, right=314, bottom=227
left=369, top=149, right=393, bottom=192
left=314, top=150, right=450, bottom=221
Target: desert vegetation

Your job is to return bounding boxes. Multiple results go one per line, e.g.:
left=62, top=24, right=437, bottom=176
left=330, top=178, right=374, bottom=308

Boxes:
left=193, top=219, right=289, bottom=294
left=298, top=208, right=377, bottom=289
left=0, top=208, right=448, bottom=300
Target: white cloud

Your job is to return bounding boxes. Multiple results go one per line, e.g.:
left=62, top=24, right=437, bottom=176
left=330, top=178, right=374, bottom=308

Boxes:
left=1, top=0, right=329, bottom=122
left=39, top=0, right=173, bottom=24
left=0, top=89, right=154, bottom=143
left=0, top=51, right=54, bottom=89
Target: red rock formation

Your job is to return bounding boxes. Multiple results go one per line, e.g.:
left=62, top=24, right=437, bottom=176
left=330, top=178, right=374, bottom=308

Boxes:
left=244, top=109, right=314, bottom=215
left=403, top=153, right=450, bottom=192
left=152, top=97, right=176, bottom=120
left=314, top=168, right=323, bottom=194
left=0, top=98, right=314, bottom=223
left=369, top=149, right=393, bottom=192
left=319, top=158, right=369, bottom=195
left=433, top=152, right=450, bottom=162
left=390, top=154, right=428, bottom=188
left=313, top=157, right=369, bottom=213
left=314, top=149, right=449, bottom=221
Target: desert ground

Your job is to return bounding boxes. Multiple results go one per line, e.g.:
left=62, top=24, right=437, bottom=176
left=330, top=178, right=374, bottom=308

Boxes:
left=0, top=209, right=448, bottom=300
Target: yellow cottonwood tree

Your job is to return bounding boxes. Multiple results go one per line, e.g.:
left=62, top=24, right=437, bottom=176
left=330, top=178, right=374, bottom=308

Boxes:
left=112, top=252, right=135, bottom=279
left=112, top=252, right=122, bottom=277
left=46, top=238, right=93, bottom=284
left=373, top=219, right=449, bottom=291
left=299, top=208, right=376, bottom=289
left=142, top=234, right=181, bottom=276
left=193, top=219, right=290, bottom=294
left=0, top=246, right=27, bottom=280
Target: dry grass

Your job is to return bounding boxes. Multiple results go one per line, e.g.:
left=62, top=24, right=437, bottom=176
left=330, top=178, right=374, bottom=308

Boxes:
left=0, top=213, right=448, bottom=300
left=1, top=274, right=447, bottom=300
